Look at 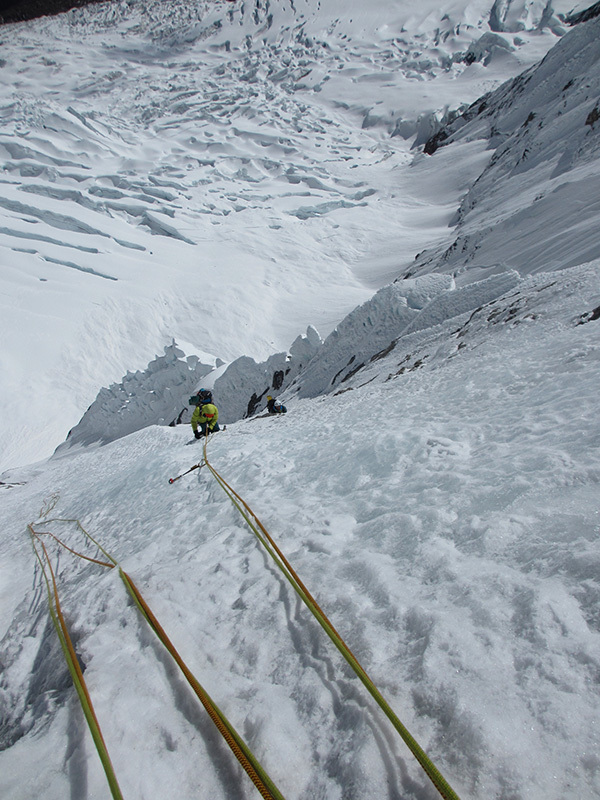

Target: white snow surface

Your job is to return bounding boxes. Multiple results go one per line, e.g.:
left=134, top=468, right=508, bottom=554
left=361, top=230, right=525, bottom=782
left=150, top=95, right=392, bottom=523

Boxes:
left=409, top=14, right=600, bottom=281
left=0, top=0, right=582, bottom=471
left=1, top=260, right=599, bottom=800
left=1, top=2, right=600, bottom=800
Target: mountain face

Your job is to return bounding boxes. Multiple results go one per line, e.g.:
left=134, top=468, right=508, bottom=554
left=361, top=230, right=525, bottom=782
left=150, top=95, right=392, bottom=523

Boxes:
left=418, top=14, right=600, bottom=278
left=53, top=12, right=600, bottom=441
left=0, top=6, right=599, bottom=800
left=0, top=0, right=583, bottom=471
left=285, top=14, right=600, bottom=402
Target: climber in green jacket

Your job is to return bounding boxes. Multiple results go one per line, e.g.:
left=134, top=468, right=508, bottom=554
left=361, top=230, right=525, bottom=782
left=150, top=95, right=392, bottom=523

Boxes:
left=189, top=389, right=220, bottom=438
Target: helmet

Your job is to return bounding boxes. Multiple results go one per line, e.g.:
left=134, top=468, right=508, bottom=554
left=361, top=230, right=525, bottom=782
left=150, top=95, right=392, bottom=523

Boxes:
left=267, top=395, right=273, bottom=400
left=189, top=388, right=212, bottom=406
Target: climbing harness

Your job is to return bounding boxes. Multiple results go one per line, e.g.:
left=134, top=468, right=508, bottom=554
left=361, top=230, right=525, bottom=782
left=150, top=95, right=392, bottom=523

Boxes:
left=28, top=520, right=285, bottom=800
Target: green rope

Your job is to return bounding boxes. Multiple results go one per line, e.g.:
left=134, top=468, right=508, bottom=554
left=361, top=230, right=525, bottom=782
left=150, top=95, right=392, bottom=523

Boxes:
left=118, top=568, right=286, bottom=800
left=29, top=519, right=285, bottom=800
left=202, top=444, right=462, bottom=800
left=29, top=530, right=125, bottom=800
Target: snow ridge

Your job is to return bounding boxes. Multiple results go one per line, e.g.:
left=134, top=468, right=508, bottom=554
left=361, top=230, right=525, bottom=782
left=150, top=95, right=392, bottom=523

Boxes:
left=418, top=15, right=600, bottom=277
left=57, top=326, right=323, bottom=451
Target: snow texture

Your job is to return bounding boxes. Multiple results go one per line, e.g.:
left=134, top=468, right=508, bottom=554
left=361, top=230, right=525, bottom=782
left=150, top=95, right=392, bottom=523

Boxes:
left=0, top=0, right=580, bottom=471
left=2, top=261, right=599, bottom=800
left=1, top=3, right=600, bottom=800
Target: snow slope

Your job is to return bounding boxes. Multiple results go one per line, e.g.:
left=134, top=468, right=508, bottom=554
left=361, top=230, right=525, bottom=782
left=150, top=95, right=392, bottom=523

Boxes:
left=0, top=0, right=578, bottom=470
left=1, top=260, right=599, bottom=800
left=37, top=11, right=600, bottom=457
left=415, top=13, right=600, bottom=280
left=1, top=4, right=600, bottom=800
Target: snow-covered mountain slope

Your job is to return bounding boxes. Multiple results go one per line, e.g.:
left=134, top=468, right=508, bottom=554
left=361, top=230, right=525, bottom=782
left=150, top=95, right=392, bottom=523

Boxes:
left=278, top=14, right=600, bottom=400
left=37, top=7, right=600, bottom=457
left=1, top=259, right=598, bottom=800
left=1, top=7, right=599, bottom=798
left=0, top=0, right=579, bottom=471
left=55, top=11, right=600, bottom=442
left=414, top=13, right=600, bottom=280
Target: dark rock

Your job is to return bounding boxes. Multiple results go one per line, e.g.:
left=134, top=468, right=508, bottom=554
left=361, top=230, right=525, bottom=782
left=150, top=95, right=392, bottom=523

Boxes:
left=577, top=305, right=600, bottom=324
left=0, top=0, right=106, bottom=25
left=564, top=1, right=600, bottom=26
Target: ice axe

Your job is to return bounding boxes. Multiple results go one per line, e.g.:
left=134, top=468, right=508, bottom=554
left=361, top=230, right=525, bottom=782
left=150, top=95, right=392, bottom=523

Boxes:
left=168, top=461, right=204, bottom=484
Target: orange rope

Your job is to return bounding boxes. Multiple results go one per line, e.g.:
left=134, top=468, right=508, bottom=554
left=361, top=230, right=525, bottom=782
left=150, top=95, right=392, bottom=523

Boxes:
left=34, top=530, right=114, bottom=568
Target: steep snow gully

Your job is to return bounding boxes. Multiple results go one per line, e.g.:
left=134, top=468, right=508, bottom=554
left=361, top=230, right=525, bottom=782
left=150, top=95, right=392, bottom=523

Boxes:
left=1, top=3, right=600, bottom=800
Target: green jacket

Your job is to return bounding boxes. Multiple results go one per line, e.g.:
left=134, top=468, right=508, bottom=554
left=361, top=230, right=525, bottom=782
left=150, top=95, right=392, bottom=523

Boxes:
left=191, top=402, right=219, bottom=431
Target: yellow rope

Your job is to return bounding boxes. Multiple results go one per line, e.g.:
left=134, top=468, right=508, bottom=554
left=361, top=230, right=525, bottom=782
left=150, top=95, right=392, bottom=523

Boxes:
left=27, top=519, right=285, bottom=800
left=28, top=527, right=124, bottom=800
left=201, top=439, right=463, bottom=800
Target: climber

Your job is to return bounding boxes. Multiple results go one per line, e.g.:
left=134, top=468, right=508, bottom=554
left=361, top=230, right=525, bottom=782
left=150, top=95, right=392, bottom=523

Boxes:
left=266, top=395, right=287, bottom=414
left=189, top=389, right=220, bottom=438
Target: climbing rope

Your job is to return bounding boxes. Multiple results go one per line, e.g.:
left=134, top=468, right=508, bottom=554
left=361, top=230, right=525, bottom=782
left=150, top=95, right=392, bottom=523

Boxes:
left=118, top=569, right=285, bottom=800
left=28, top=526, right=124, bottom=800
left=200, top=438, right=462, bottom=800
left=28, top=519, right=285, bottom=800
left=27, top=426, right=463, bottom=800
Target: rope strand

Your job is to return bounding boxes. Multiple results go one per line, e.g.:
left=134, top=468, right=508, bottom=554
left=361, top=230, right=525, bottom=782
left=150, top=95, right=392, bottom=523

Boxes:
left=201, top=440, right=462, bottom=800
left=28, top=527, right=125, bottom=800
left=27, top=519, right=285, bottom=800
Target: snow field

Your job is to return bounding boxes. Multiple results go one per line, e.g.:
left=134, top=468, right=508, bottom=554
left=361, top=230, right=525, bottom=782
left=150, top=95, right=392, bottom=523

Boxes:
left=0, top=0, right=578, bottom=471
left=1, top=2, right=600, bottom=798
left=1, top=261, right=599, bottom=799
